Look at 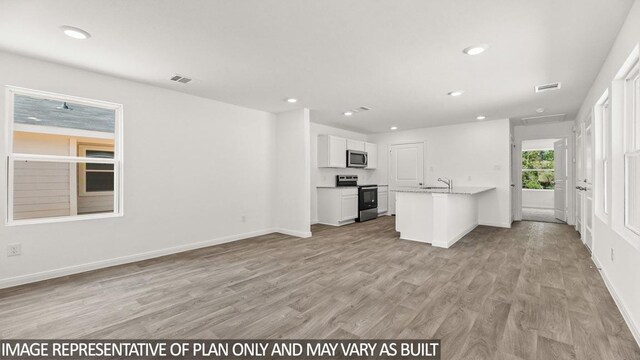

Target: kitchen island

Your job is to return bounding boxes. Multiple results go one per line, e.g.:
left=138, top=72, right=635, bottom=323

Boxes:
left=394, top=186, right=495, bottom=248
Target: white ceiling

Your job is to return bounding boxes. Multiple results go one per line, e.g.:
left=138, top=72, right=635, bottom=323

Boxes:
left=0, top=0, right=634, bottom=133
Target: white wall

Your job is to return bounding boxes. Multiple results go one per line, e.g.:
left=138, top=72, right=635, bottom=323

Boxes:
left=522, top=189, right=554, bottom=209
left=309, top=122, right=373, bottom=223
left=522, top=138, right=558, bottom=151
left=275, top=109, right=311, bottom=237
left=0, top=51, right=280, bottom=288
left=573, top=0, right=640, bottom=345
left=369, top=118, right=512, bottom=228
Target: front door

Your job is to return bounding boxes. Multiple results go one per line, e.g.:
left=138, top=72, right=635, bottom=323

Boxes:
left=389, top=142, right=424, bottom=214
left=554, top=139, right=567, bottom=222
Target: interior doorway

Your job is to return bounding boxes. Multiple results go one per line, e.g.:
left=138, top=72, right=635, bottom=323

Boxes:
left=520, top=138, right=568, bottom=223
left=388, top=142, right=424, bottom=214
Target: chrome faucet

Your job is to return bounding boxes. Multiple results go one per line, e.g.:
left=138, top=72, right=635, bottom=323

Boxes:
left=437, top=177, right=453, bottom=190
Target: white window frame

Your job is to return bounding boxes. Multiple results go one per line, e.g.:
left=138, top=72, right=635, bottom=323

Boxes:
left=623, top=61, right=640, bottom=235
left=4, top=86, right=124, bottom=226
left=611, top=45, right=640, bottom=247
left=594, top=90, right=611, bottom=222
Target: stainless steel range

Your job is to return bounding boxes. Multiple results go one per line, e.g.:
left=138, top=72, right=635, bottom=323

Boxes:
left=336, top=175, right=378, bottom=222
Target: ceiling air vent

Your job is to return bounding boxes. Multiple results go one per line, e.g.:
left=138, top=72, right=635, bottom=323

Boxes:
left=170, top=74, right=192, bottom=84
left=351, top=106, right=372, bottom=113
left=521, top=114, right=566, bottom=125
left=535, top=82, right=562, bottom=93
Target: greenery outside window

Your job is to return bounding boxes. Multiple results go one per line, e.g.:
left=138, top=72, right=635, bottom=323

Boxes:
left=522, top=150, right=555, bottom=189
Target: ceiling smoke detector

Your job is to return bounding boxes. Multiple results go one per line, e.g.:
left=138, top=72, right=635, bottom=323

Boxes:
left=170, top=74, right=193, bottom=84
left=535, top=82, right=562, bottom=93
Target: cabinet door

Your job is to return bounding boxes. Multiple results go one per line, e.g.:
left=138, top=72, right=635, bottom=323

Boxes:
left=340, top=195, right=359, bottom=221
left=347, top=139, right=365, bottom=151
left=378, top=193, right=388, bottom=213
left=365, top=142, right=377, bottom=169
left=329, top=136, right=347, bottom=168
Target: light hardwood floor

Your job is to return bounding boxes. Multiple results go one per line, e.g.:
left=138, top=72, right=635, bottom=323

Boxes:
left=1, top=217, right=639, bottom=360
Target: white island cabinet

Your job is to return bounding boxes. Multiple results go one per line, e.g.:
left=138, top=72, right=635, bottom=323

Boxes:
left=394, top=187, right=495, bottom=248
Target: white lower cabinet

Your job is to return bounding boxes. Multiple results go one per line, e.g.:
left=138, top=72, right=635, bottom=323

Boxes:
left=378, top=186, right=388, bottom=213
left=341, top=194, right=359, bottom=221
left=318, top=188, right=359, bottom=226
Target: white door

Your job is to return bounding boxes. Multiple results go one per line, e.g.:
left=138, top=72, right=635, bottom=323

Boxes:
left=554, top=139, right=567, bottom=222
left=389, top=143, right=424, bottom=214
left=576, top=128, right=583, bottom=234
left=583, top=120, right=594, bottom=251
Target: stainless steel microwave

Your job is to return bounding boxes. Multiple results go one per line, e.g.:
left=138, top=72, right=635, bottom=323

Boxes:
left=347, top=150, right=368, bottom=168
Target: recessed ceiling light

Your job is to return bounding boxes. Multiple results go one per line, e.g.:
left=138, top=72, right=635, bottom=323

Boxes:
left=60, top=25, right=91, bottom=40
left=476, top=115, right=486, bottom=120
left=536, top=108, right=545, bottom=113
left=463, top=44, right=488, bottom=55
left=390, top=126, right=398, bottom=130
left=285, top=98, right=298, bottom=103
left=448, top=90, right=464, bottom=97
left=343, top=111, right=353, bottom=116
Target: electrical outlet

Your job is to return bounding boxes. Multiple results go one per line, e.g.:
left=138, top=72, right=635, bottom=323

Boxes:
left=610, top=248, right=614, bottom=262
left=7, top=243, right=21, bottom=257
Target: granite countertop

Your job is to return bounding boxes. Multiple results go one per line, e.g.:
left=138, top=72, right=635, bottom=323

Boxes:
left=392, top=186, right=496, bottom=195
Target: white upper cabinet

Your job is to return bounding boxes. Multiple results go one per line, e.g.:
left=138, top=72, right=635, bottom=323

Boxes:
left=318, top=135, right=347, bottom=168
left=347, top=139, right=366, bottom=151
left=318, top=135, right=377, bottom=169
left=365, top=142, right=377, bottom=169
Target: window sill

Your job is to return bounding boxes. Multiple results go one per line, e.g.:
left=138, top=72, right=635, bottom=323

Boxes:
left=5, top=212, right=123, bottom=227
left=595, top=212, right=610, bottom=226
left=613, top=224, right=640, bottom=251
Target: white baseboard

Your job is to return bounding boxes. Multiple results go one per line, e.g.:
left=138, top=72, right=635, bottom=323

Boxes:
left=275, top=228, right=312, bottom=238
left=478, top=221, right=512, bottom=228
left=0, top=228, right=278, bottom=290
left=592, top=255, right=640, bottom=347
left=441, top=223, right=479, bottom=248
left=310, top=219, right=319, bottom=225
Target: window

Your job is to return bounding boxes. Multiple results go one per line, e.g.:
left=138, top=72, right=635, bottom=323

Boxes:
left=78, top=145, right=115, bottom=196
left=624, top=61, right=640, bottom=234
left=522, top=150, right=555, bottom=190
left=595, top=91, right=611, bottom=220
left=5, top=87, right=123, bottom=224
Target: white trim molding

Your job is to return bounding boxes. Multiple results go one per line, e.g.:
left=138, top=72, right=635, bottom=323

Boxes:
left=276, top=229, right=313, bottom=238
left=0, top=228, right=280, bottom=289
left=592, top=255, right=640, bottom=346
